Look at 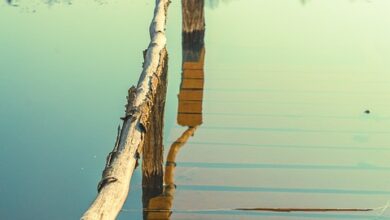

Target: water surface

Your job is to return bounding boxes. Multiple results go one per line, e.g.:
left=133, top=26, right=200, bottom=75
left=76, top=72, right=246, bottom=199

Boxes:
left=1, top=0, right=390, bottom=219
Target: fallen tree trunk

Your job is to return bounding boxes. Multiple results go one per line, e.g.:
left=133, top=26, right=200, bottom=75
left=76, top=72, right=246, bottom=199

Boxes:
left=81, top=1, right=170, bottom=219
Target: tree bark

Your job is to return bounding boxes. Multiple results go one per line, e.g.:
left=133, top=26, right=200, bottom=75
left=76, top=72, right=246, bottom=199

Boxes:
left=141, top=48, right=168, bottom=219
left=81, top=1, right=170, bottom=219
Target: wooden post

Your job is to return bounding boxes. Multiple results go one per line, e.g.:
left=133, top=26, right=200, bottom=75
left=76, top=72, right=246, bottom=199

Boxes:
left=141, top=50, right=168, bottom=219
left=143, top=1, right=206, bottom=219
left=81, top=1, right=170, bottom=219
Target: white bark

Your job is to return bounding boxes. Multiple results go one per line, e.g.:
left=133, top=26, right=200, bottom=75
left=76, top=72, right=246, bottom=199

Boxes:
left=81, top=1, right=170, bottom=219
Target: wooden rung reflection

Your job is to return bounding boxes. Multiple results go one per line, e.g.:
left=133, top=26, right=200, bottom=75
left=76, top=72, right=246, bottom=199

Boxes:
left=181, top=78, right=204, bottom=89
left=178, top=45, right=205, bottom=126
left=178, top=90, right=203, bottom=101
left=178, top=101, right=202, bottom=113
left=178, top=113, right=203, bottom=126
left=183, top=69, right=204, bottom=78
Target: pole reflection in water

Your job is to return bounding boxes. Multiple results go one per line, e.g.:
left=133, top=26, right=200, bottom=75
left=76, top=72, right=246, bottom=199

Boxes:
left=142, top=0, right=205, bottom=219
left=145, top=127, right=198, bottom=219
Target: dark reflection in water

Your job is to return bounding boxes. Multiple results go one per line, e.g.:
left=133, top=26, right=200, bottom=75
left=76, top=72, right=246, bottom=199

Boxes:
left=301, top=0, right=308, bottom=5
left=206, top=0, right=233, bottom=9
left=142, top=0, right=206, bottom=219
left=145, top=127, right=198, bottom=219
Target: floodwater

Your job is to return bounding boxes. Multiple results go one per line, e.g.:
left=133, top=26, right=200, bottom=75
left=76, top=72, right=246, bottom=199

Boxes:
left=1, top=0, right=390, bottom=219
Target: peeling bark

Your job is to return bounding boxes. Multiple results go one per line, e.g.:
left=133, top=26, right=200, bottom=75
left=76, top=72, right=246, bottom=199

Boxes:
left=81, top=1, right=170, bottom=219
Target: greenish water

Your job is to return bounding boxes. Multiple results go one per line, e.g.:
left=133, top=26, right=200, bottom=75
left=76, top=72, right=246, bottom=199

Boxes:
left=1, top=0, right=390, bottom=219
left=0, top=1, right=158, bottom=219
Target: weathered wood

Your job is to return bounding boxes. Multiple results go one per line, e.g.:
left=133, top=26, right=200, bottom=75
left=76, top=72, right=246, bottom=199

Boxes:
left=142, top=2, right=206, bottom=219
left=81, top=1, right=170, bottom=219
left=182, top=0, right=205, bottom=33
left=141, top=44, right=168, bottom=219
left=142, top=62, right=167, bottom=182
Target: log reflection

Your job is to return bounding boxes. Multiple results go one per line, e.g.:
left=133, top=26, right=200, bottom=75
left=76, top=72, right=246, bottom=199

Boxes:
left=144, top=127, right=197, bottom=219
left=142, top=0, right=205, bottom=219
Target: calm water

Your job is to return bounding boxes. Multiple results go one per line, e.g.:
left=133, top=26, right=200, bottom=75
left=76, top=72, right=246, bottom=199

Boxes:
left=1, top=0, right=390, bottom=219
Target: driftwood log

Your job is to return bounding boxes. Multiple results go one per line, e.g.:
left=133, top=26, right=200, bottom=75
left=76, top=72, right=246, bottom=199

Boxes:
left=81, top=0, right=170, bottom=219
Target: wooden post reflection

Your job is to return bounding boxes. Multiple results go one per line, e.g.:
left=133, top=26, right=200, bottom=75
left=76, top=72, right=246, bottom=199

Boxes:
left=145, top=127, right=197, bottom=219
left=143, top=0, right=205, bottom=219
left=177, top=47, right=205, bottom=126
left=141, top=60, right=167, bottom=218
left=179, top=0, right=205, bottom=127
